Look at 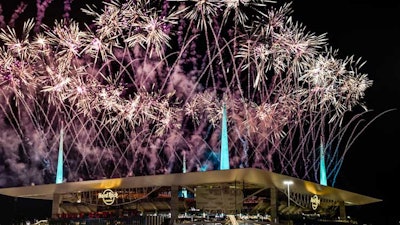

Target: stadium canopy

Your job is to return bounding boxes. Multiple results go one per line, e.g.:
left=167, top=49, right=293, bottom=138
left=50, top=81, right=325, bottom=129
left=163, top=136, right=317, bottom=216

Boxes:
left=0, top=168, right=381, bottom=206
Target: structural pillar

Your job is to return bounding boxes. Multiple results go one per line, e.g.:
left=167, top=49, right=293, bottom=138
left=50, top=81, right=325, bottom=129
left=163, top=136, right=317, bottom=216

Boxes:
left=170, top=185, right=179, bottom=225
left=51, top=193, right=62, bottom=219
left=270, top=187, right=278, bottom=223
left=339, top=201, right=346, bottom=220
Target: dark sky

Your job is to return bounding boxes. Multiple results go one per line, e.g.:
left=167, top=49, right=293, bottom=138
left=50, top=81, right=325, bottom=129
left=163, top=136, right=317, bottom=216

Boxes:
left=0, top=0, right=399, bottom=224
left=292, top=1, right=400, bottom=224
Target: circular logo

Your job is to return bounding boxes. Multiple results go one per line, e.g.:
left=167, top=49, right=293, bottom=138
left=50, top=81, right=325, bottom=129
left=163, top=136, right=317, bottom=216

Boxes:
left=310, top=194, right=320, bottom=210
left=98, top=189, right=118, bottom=205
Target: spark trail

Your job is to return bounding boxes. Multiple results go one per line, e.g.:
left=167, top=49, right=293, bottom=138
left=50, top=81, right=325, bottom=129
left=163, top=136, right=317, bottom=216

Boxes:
left=0, top=0, right=376, bottom=187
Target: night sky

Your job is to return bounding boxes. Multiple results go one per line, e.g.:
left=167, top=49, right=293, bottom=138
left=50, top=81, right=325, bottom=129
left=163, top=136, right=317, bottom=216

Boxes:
left=292, top=1, right=400, bottom=224
left=0, top=1, right=399, bottom=225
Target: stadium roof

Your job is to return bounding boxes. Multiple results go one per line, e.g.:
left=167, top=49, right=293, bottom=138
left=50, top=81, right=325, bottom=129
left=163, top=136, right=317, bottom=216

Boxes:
left=0, top=168, right=381, bottom=206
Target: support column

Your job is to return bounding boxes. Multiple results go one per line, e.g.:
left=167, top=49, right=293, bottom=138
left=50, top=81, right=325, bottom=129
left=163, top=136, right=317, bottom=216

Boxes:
left=270, top=187, right=278, bottom=224
left=51, top=193, right=62, bottom=219
left=170, top=185, right=179, bottom=225
left=339, top=201, right=346, bottom=220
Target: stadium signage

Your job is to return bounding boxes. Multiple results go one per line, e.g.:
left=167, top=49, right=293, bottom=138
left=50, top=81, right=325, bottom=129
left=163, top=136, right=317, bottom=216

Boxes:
left=98, top=189, right=118, bottom=205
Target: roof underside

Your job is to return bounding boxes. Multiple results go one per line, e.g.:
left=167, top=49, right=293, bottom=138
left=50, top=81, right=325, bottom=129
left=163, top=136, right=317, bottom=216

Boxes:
left=0, top=168, right=381, bottom=206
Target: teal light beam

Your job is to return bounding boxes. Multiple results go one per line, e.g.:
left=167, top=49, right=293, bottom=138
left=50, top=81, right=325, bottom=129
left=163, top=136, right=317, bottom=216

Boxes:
left=320, top=142, right=327, bottom=186
left=181, top=153, right=188, bottom=198
left=56, top=122, right=64, bottom=184
left=220, top=103, right=229, bottom=170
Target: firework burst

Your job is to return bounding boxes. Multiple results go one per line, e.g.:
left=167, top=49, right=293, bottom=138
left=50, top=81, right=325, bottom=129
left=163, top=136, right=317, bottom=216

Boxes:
left=0, top=0, right=378, bottom=187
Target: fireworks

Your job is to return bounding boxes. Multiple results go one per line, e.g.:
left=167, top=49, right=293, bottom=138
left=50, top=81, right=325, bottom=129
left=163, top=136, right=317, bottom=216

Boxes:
left=0, top=0, right=375, bottom=187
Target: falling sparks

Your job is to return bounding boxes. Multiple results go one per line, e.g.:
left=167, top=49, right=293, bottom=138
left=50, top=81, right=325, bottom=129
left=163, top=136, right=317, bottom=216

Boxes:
left=0, top=0, right=377, bottom=187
